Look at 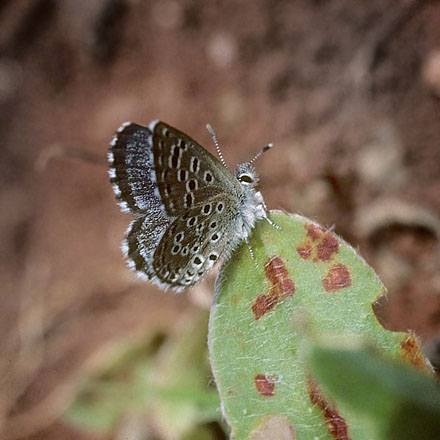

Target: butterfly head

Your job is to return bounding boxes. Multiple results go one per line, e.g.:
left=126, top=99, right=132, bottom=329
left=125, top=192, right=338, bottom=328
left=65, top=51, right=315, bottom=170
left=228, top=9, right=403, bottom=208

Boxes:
left=236, top=163, right=259, bottom=189
left=234, top=141, right=273, bottom=190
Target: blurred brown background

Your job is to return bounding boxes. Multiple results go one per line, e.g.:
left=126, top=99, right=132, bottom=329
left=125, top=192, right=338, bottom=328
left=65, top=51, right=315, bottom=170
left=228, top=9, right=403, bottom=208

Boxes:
left=1, top=0, right=440, bottom=439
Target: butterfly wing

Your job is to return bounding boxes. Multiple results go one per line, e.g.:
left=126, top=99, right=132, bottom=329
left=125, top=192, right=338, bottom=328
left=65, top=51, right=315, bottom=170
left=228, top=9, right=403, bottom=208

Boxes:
left=150, top=121, right=241, bottom=216
left=109, top=122, right=163, bottom=214
left=122, top=209, right=171, bottom=289
left=152, top=193, right=241, bottom=291
left=109, top=121, right=244, bottom=291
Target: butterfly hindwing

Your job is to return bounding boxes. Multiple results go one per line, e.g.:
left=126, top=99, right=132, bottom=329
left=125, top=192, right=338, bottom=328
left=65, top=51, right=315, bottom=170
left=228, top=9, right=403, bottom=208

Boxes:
left=123, top=206, right=171, bottom=288
left=152, top=193, right=240, bottom=290
left=109, top=122, right=161, bottom=214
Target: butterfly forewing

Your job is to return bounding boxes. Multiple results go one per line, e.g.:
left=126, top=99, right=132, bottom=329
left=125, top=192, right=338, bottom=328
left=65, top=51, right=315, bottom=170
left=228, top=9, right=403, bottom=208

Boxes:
left=151, top=121, right=239, bottom=216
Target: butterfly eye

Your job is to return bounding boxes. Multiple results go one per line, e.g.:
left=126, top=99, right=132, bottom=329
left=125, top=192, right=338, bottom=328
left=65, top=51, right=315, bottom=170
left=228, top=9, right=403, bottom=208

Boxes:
left=239, top=174, right=253, bottom=184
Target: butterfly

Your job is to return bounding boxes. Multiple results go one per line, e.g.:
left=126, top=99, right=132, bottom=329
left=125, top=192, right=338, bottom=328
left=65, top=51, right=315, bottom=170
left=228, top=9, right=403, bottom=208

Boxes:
left=108, top=120, right=276, bottom=292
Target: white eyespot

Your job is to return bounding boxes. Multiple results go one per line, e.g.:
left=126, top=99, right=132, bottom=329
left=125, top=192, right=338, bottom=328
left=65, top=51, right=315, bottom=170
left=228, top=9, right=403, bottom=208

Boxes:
left=195, top=222, right=205, bottom=234
left=192, top=254, right=205, bottom=267
left=171, top=145, right=182, bottom=159
left=171, top=244, right=181, bottom=255
left=174, top=232, right=184, bottom=243
left=178, top=169, right=188, bottom=182
left=210, top=231, right=222, bottom=243
left=209, top=220, right=218, bottom=230
left=208, top=252, right=219, bottom=262
left=187, top=217, right=197, bottom=227
left=184, top=193, right=194, bottom=208
left=190, top=156, right=200, bottom=173
left=168, top=155, right=180, bottom=169
left=186, top=179, right=198, bottom=192
left=204, top=171, right=214, bottom=184
left=216, top=202, right=224, bottom=213
left=181, top=245, right=189, bottom=256
left=201, top=203, right=212, bottom=215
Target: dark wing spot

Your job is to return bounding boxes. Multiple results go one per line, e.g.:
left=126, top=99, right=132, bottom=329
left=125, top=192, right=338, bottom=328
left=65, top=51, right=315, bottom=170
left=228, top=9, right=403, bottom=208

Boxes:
left=170, top=155, right=179, bottom=169
left=172, top=145, right=180, bottom=158
left=190, top=157, right=199, bottom=173
left=185, top=193, right=194, bottom=207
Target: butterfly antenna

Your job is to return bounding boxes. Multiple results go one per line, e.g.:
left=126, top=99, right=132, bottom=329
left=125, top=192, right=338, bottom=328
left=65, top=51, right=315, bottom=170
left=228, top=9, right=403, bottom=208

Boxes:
left=249, top=143, right=273, bottom=164
left=206, top=124, right=228, bottom=169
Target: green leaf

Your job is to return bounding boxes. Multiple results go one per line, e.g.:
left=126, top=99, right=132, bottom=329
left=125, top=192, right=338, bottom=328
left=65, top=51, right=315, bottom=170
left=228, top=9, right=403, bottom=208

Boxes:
left=208, top=211, right=430, bottom=439
left=308, top=344, right=440, bottom=440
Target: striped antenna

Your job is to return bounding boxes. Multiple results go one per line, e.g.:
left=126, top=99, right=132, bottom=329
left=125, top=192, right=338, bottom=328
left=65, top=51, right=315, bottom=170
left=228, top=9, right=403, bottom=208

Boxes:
left=249, top=143, right=273, bottom=164
left=206, top=124, right=228, bottom=169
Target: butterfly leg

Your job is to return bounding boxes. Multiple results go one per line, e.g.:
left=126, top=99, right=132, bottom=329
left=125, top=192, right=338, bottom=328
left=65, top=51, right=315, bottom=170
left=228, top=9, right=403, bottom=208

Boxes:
left=261, top=200, right=281, bottom=230
left=245, top=237, right=256, bottom=261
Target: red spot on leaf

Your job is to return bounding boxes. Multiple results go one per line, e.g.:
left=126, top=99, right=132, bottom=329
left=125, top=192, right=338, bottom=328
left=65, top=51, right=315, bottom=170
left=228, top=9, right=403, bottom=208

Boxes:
left=297, top=223, right=339, bottom=263
left=255, top=374, right=276, bottom=397
left=317, top=235, right=339, bottom=262
left=252, top=256, right=295, bottom=320
left=297, top=244, right=312, bottom=260
left=308, top=378, right=351, bottom=440
left=322, top=264, right=351, bottom=292
left=252, top=294, right=278, bottom=317
left=307, top=223, right=325, bottom=241
left=400, top=334, right=430, bottom=371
